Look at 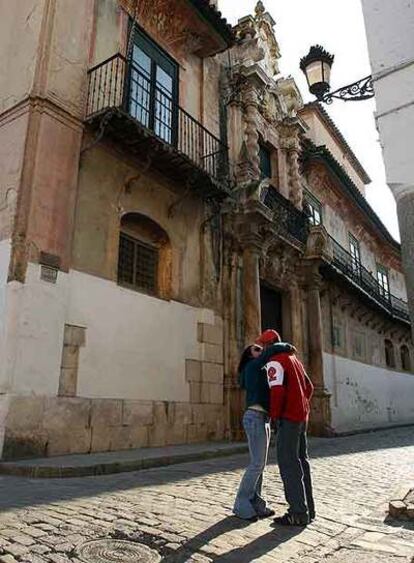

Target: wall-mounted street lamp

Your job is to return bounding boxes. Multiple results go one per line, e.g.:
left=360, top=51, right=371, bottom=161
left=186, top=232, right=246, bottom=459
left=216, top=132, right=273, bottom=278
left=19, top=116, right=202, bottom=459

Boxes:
left=300, top=45, right=374, bottom=104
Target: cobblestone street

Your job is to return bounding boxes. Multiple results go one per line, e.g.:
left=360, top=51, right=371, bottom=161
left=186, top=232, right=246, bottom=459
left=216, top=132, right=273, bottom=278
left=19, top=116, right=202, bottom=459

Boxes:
left=0, top=427, right=413, bottom=562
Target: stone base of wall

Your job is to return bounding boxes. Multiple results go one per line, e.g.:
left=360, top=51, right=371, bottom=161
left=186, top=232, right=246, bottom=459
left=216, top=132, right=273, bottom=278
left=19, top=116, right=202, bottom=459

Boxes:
left=1, top=395, right=227, bottom=460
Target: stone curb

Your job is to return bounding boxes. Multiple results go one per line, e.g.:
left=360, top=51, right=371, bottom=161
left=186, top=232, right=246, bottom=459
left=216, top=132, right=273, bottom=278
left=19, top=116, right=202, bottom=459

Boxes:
left=0, top=443, right=249, bottom=479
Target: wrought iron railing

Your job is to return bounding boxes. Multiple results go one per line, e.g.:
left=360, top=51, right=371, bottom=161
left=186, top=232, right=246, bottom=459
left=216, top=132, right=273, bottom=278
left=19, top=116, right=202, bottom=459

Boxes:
left=262, top=187, right=309, bottom=245
left=86, top=54, right=229, bottom=184
left=329, top=236, right=410, bottom=322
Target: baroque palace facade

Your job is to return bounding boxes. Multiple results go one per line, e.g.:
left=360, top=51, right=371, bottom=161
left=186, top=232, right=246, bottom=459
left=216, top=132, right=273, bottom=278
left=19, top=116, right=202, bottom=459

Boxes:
left=0, top=0, right=412, bottom=459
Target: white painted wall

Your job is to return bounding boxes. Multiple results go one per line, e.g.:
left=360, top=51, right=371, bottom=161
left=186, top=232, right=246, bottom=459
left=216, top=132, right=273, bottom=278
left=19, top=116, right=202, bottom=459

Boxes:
left=1, top=263, right=68, bottom=395
left=68, top=270, right=212, bottom=401
left=361, top=0, right=414, bottom=198
left=0, top=239, right=11, bottom=391
left=324, top=352, right=414, bottom=433
left=2, top=264, right=213, bottom=402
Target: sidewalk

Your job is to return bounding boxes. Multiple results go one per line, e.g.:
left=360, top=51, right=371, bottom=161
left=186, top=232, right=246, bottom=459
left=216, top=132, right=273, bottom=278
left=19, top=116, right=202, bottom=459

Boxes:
left=0, top=441, right=249, bottom=478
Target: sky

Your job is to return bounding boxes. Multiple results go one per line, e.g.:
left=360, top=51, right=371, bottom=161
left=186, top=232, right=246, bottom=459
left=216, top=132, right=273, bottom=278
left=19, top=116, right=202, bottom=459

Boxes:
left=219, top=0, right=400, bottom=241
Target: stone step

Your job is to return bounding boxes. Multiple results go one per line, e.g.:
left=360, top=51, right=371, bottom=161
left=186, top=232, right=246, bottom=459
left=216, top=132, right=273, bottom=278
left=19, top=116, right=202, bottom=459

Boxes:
left=0, top=441, right=249, bottom=479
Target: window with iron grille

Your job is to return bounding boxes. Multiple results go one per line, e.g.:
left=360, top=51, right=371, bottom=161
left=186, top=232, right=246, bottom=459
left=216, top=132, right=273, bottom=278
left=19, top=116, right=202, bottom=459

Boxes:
left=377, top=264, right=390, bottom=299
left=349, top=233, right=361, bottom=275
left=129, top=28, right=179, bottom=145
left=304, top=190, right=322, bottom=225
left=118, top=232, right=158, bottom=294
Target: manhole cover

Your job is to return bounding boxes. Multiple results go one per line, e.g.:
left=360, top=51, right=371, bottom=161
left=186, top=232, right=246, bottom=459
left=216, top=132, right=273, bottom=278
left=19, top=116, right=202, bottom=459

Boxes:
left=76, top=539, right=161, bottom=563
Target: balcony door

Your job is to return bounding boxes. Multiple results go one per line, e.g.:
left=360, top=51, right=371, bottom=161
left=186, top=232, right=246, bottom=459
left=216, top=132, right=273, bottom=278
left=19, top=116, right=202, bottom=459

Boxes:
left=129, top=29, right=178, bottom=145
left=260, top=284, right=283, bottom=337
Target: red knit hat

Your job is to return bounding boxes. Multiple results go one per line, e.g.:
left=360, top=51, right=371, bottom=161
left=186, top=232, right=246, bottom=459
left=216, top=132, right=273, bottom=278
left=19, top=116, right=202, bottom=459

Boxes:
left=255, top=329, right=281, bottom=345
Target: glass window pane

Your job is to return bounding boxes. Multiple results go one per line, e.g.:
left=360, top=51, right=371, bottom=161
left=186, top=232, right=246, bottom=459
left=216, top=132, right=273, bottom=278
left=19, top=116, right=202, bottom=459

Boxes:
left=259, top=145, right=272, bottom=179
left=156, top=66, right=173, bottom=94
left=132, top=45, right=151, bottom=77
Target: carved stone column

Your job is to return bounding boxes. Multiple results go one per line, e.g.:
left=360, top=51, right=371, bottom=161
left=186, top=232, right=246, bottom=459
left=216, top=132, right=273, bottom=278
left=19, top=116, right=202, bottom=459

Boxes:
left=304, top=265, right=333, bottom=436
left=289, top=282, right=304, bottom=354
left=287, top=148, right=303, bottom=209
left=279, top=119, right=303, bottom=208
left=243, top=85, right=261, bottom=181
left=242, top=240, right=262, bottom=345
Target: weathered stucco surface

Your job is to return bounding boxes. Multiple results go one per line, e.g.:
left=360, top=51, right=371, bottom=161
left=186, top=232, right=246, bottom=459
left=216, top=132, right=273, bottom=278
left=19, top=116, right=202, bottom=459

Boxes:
left=74, top=146, right=208, bottom=304
left=0, top=110, right=28, bottom=240
left=0, top=0, right=44, bottom=112
left=324, top=352, right=414, bottom=432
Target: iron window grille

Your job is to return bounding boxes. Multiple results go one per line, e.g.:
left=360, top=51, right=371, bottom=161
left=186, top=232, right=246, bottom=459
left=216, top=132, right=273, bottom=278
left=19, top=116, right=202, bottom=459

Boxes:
left=377, top=264, right=390, bottom=300
left=304, top=190, right=322, bottom=226
left=128, top=28, right=179, bottom=145
left=349, top=233, right=361, bottom=275
left=118, top=233, right=158, bottom=294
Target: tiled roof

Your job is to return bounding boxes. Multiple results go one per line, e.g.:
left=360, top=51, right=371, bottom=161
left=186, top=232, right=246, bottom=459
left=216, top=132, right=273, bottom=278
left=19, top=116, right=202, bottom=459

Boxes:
left=188, top=0, right=235, bottom=46
left=301, top=102, right=371, bottom=185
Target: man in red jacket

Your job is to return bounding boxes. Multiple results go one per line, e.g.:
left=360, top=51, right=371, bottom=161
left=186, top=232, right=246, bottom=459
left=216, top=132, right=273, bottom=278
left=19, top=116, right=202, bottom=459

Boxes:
left=256, top=329, right=315, bottom=526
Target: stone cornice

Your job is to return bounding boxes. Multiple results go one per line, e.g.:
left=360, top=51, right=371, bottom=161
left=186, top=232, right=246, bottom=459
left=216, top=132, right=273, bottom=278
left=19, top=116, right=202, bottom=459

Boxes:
left=0, top=96, right=84, bottom=133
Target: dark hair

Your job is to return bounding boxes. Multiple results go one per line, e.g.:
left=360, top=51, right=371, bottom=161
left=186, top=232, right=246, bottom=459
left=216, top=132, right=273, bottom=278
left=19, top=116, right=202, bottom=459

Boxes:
left=237, top=346, right=253, bottom=375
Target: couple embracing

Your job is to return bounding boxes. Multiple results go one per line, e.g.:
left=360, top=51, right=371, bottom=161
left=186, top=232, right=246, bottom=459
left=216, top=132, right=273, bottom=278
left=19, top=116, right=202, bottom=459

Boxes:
left=233, top=329, right=315, bottom=527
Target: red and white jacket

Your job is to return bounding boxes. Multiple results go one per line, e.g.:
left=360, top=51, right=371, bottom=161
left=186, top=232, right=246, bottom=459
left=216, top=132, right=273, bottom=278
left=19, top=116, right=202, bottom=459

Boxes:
left=264, top=353, right=314, bottom=422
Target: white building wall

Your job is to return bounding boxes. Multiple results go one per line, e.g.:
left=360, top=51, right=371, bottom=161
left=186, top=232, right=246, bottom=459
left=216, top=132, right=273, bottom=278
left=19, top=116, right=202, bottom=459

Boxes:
left=2, top=264, right=211, bottom=402
left=361, top=0, right=414, bottom=330
left=68, top=270, right=208, bottom=402
left=324, top=352, right=414, bottom=433
left=0, top=239, right=11, bottom=391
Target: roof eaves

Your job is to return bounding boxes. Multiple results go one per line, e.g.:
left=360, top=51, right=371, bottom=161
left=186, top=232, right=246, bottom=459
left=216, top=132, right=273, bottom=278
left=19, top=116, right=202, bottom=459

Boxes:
left=188, top=0, right=235, bottom=48
left=301, top=102, right=371, bottom=185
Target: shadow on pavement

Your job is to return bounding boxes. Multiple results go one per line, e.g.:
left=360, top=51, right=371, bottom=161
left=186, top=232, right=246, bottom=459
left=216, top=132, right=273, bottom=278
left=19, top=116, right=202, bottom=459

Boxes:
left=160, top=515, right=302, bottom=562
left=383, top=515, right=414, bottom=532
left=0, top=426, right=413, bottom=512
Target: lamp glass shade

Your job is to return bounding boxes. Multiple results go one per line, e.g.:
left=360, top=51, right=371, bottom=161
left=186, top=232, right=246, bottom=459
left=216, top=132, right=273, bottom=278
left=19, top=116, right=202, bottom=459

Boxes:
left=300, top=45, right=334, bottom=100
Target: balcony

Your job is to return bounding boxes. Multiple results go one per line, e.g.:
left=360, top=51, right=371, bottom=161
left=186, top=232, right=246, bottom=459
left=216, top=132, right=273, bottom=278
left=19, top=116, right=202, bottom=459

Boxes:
left=85, top=54, right=230, bottom=197
left=262, top=186, right=310, bottom=245
left=328, top=236, right=410, bottom=323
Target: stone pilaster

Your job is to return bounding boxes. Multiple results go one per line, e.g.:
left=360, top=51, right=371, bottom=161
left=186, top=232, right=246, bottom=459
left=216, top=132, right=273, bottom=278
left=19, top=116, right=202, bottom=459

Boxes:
left=289, top=282, right=304, bottom=355
left=302, top=225, right=333, bottom=436
left=242, top=240, right=262, bottom=345
left=303, top=264, right=333, bottom=436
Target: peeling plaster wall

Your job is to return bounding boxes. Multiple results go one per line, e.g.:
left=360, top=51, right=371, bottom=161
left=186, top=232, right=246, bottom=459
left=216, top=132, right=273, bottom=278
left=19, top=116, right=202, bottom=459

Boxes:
left=0, top=0, right=44, bottom=113
left=0, top=110, right=29, bottom=240
left=308, top=180, right=407, bottom=300
left=73, top=147, right=208, bottom=306
left=324, top=352, right=414, bottom=432
left=45, top=0, right=94, bottom=117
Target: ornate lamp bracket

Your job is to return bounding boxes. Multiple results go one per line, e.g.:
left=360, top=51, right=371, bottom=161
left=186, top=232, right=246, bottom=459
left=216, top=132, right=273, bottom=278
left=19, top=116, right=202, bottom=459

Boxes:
left=321, top=75, right=374, bottom=104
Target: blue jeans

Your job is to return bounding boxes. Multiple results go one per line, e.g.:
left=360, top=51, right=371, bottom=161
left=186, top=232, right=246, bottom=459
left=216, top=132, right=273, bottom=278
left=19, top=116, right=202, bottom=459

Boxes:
left=233, top=409, right=271, bottom=519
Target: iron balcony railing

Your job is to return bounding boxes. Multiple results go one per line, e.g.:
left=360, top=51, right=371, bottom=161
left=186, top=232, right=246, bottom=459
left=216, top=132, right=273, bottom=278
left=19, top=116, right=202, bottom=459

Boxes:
left=329, top=235, right=410, bottom=322
left=262, top=187, right=310, bottom=245
left=86, top=53, right=229, bottom=185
